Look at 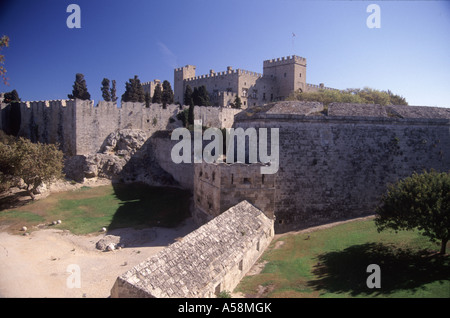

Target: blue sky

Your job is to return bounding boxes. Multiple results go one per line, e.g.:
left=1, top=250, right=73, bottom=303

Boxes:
left=0, top=0, right=449, bottom=107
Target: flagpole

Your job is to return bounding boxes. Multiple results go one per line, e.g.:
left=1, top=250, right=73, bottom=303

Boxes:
left=292, top=32, right=296, bottom=55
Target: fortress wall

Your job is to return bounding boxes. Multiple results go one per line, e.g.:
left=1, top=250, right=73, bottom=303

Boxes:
left=18, top=100, right=77, bottom=155
left=149, top=133, right=194, bottom=190
left=74, top=101, right=182, bottom=155
left=194, top=106, right=240, bottom=129
left=235, top=114, right=450, bottom=232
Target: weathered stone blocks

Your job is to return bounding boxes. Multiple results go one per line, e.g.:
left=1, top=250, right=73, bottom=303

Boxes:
left=110, top=200, right=274, bottom=298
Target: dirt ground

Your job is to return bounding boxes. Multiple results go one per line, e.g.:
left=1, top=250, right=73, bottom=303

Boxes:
left=0, top=219, right=198, bottom=298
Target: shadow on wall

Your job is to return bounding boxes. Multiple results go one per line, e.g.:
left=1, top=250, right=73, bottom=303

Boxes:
left=116, top=131, right=181, bottom=186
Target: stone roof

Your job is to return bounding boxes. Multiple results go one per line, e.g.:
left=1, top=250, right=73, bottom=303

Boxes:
left=112, top=200, right=273, bottom=298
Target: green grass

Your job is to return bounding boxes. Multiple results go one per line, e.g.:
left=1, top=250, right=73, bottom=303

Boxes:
left=0, top=183, right=192, bottom=235
left=235, top=219, right=450, bottom=298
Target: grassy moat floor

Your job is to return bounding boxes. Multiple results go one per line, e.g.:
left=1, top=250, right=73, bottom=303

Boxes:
left=235, top=218, right=449, bottom=298
left=0, top=183, right=192, bottom=235
left=0, top=184, right=448, bottom=298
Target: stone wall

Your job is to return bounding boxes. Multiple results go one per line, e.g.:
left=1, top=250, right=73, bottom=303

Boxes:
left=74, top=101, right=182, bottom=155
left=18, top=100, right=77, bottom=155
left=193, top=162, right=276, bottom=225
left=194, top=106, right=241, bottom=129
left=8, top=100, right=240, bottom=157
left=110, top=200, right=274, bottom=298
left=232, top=102, right=450, bottom=232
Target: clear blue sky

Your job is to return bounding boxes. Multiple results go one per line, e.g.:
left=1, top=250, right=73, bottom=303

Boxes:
left=0, top=0, right=449, bottom=107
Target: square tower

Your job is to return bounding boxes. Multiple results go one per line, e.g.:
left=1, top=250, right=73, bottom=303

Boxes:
left=174, top=65, right=196, bottom=104
left=263, top=55, right=307, bottom=101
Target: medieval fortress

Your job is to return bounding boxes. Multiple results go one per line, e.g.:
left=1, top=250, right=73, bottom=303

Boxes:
left=1, top=55, right=450, bottom=297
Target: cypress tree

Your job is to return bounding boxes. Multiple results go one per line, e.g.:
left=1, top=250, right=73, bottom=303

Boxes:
left=110, top=80, right=118, bottom=102
left=101, top=78, right=111, bottom=101
left=68, top=73, right=91, bottom=100
left=145, top=92, right=151, bottom=108
left=161, top=80, right=174, bottom=107
left=122, top=75, right=145, bottom=103
left=184, top=85, right=194, bottom=107
left=152, top=84, right=162, bottom=104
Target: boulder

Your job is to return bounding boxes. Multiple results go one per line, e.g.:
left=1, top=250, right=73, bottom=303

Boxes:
left=96, top=235, right=121, bottom=251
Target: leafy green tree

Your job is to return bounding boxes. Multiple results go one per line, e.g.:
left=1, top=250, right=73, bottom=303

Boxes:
left=161, top=80, right=174, bottom=108
left=2, top=89, right=21, bottom=136
left=101, top=78, right=111, bottom=101
left=68, top=73, right=91, bottom=100
left=122, top=75, right=145, bottom=103
left=375, top=170, right=450, bottom=254
left=110, top=80, right=118, bottom=102
left=152, top=83, right=162, bottom=104
left=0, top=136, right=64, bottom=199
left=0, top=35, right=9, bottom=85
left=233, top=95, right=242, bottom=109
left=3, top=89, right=20, bottom=103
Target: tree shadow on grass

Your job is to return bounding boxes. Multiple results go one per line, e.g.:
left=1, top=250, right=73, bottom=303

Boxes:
left=307, top=242, right=449, bottom=297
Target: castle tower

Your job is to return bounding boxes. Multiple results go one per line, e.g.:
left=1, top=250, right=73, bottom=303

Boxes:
left=174, top=65, right=196, bottom=104
left=263, top=55, right=307, bottom=101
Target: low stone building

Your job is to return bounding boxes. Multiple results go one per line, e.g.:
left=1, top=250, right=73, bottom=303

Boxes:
left=110, top=200, right=274, bottom=298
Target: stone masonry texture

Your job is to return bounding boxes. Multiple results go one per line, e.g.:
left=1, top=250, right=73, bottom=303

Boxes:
left=110, top=200, right=274, bottom=298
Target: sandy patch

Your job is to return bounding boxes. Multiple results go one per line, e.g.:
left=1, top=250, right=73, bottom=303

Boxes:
left=0, top=218, right=197, bottom=298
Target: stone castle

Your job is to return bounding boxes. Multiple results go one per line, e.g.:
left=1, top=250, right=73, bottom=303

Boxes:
left=172, top=55, right=335, bottom=108
left=1, top=54, right=450, bottom=298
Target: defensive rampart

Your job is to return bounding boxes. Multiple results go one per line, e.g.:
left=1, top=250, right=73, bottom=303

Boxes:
left=232, top=102, right=450, bottom=231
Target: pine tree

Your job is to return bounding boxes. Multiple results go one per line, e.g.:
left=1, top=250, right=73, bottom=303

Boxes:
left=101, top=78, right=111, bottom=101
left=110, top=80, right=118, bottom=102
left=161, top=80, right=174, bottom=107
left=152, top=83, right=162, bottom=104
left=68, top=73, right=91, bottom=100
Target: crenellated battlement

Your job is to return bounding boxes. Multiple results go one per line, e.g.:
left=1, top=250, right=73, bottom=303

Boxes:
left=21, top=99, right=78, bottom=109
left=184, top=68, right=262, bottom=82
left=306, top=83, right=339, bottom=91
left=174, top=65, right=196, bottom=73
left=263, top=55, right=306, bottom=67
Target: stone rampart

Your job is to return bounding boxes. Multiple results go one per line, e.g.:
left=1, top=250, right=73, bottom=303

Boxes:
left=234, top=102, right=450, bottom=232
left=111, top=200, right=274, bottom=298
